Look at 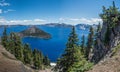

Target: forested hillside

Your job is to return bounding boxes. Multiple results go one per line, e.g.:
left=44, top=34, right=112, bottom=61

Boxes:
left=1, top=27, right=50, bottom=71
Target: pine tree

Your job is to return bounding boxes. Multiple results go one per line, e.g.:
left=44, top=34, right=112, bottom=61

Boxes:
left=23, top=43, right=32, bottom=64
left=55, top=26, right=81, bottom=72
left=1, top=28, right=51, bottom=70
left=81, top=35, right=85, bottom=54
left=43, top=56, right=50, bottom=66
left=68, top=58, right=93, bottom=72
left=100, top=1, right=119, bottom=28
left=100, top=1, right=120, bottom=45
left=85, top=26, right=94, bottom=60
left=97, top=22, right=101, bottom=33
left=8, top=32, right=16, bottom=54
left=13, top=33, right=23, bottom=61
left=33, top=49, right=39, bottom=69
left=33, top=49, right=42, bottom=69
left=38, top=50, right=44, bottom=69
left=104, top=26, right=110, bottom=45
left=94, top=23, right=101, bottom=45
left=1, top=27, right=8, bottom=49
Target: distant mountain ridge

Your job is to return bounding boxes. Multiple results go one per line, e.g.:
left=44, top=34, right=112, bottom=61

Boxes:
left=0, top=23, right=98, bottom=31
left=0, top=23, right=97, bottom=27
left=42, top=23, right=73, bottom=28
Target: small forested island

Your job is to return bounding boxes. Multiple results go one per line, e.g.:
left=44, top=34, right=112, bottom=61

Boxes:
left=18, top=26, right=51, bottom=39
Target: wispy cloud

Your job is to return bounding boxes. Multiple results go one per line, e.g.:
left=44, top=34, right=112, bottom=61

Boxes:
left=0, top=0, right=10, bottom=6
left=0, top=9, right=2, bottom=14
left=0, top=0, right=15, bottom=14
left=4, top=9, right=15, bottom=13
left=0, top=17, right=102, bottom=25
left=59, top=18, right=65, bottom=21
left=34, top=19, right=46, bottom=22
left=9, top=20, right=32, bottom=24
left=0, top=18, right=47, bottom=25
left=59, top=17, right=102, bottom=25
left=69, top=18, right=102, bottom=24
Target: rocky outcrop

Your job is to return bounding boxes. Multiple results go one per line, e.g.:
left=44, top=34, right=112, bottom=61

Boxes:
left=0, top=45, right=34, bottom=72
left=88, top=44, right=120, bottom=72
left=18, top=26, right=51, bottom=39
left=91, top=21, right=120, bottom=63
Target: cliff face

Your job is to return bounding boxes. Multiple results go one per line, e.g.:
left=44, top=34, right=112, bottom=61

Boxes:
left=88, top=44, right=120, bottom=72
left=89, top=1, right=120, bottom=65
left=91, top=21, right=120, bottom=63
left=0, top=45, right=34, bottom=72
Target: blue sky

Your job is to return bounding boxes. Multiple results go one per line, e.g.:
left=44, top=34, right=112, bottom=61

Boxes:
left=0, top=0, right=120, bottom=25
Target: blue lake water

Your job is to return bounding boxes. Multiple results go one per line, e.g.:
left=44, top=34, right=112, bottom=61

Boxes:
left=0, top=25, right=89, bottom=62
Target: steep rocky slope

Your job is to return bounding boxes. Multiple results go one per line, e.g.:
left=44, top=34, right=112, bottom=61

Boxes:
left=88, top=44, right=120, bottom=72
left=87, top=2, right=120, bottom=72
left=90, top=3, right=120, bottom=63
left=0, top=45, right=34, bottom=72
left=91, top=21, right=120, bottom=63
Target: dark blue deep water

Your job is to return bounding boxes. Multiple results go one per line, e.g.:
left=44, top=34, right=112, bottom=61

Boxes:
left=0, top=25, right=89, bottom=62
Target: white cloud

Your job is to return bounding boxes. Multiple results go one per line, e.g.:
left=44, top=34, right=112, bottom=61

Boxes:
left=34, top=19, right=46, bottom=22
left=9, top=20, right=32, bottom=24
left=70, top=18, right=102, bottom=24
left=23, top=20, right=32, bottom=23
left=69, top=18, right=80, bottom=21
left=34, top=19, right=46, bottom=24
left=59, top=18, right=102, bottom=25
left=0, top=17, right=102, bottom=25
left=0, top=18, right=47, bottom=25
left=59, top=18, right=65, bottom=21
left=0, top=0, right=14, bottom=14
left=0, top=9, right=2, bottom=14
left=0, top=2, right=10, bottom=6
left=0, top=17, right=9, bottom=24
left=4, top=9, right=15, bottom=13
left=81, top=18, right=101, bottom=24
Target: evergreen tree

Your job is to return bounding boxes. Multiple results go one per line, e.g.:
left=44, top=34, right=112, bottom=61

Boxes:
left=55, top=26, right=81, bottom=72
left=8, top=32, right=16, bottom=54
left=43, top=56, right=50, bottom=66
left=97, top=22, right=101, bottom=33
left=104, top=26, right=110, bottom=45
left=81, top=35, right=85, bottom=54
left=94, top=23, right=102, bottom=45
left=68, top=57, right=93, bottom=72
left=33, top=49, right=39, bottom=69
left=13, top=33, right=23, bottom=61
left=85, top=26, right=94, bottom=60
left=1, top=28, right=51, bottom=70
left=23, top=43, right=32, bottom=64
left=33, top=49, right=42, bottom=69
left=100, top=1, right=119, bottom=28
left=1, top=27, right=8, bottom=49
left=100, top=1, right=120, bottom=45
left=38, top=50, right=44, bottom=69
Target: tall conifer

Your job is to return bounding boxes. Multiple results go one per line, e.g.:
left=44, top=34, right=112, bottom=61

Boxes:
left=55, top=26, right=81, bottom=72
left=85, top=26, right=94, bottom=59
